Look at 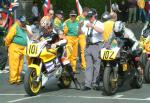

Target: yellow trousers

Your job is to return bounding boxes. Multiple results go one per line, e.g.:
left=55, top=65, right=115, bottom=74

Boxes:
left=78, top=34, right=86, bottom=69
left=66, top=36, right=78, bottom=72
left=8, top=43, right=25, bottom=83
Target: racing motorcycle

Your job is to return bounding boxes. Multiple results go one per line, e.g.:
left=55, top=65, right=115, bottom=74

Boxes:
left=100, top=38, right=143, bottom=95
left=140, top=35, right=150, bottom=83
left=24, top=33, right=80, bottom=96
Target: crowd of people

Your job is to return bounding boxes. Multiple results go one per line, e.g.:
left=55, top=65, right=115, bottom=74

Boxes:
left=113, top=0, right=150, bottom=23
left=0, top=0, right=150, bottom=91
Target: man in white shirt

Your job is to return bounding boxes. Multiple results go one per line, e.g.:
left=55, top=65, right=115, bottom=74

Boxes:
left=79, top=8, right=104, bottom=90
left=32, top=1, right=39, bottom=22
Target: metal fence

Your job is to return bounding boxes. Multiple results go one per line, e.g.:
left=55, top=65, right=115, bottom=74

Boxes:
left=16, top=0, right=33, bottom=18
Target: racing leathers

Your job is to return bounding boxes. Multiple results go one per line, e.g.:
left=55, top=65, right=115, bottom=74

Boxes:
left=108, top=27, right=139, bottom=51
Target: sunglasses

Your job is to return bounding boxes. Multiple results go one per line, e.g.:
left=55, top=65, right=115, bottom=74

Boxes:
left=50, top=13, right=54, bottom=15
left=70, top=15, right=76, bottom=17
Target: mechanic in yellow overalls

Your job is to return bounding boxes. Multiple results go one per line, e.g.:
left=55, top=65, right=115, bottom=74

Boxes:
left=76, top=7, right=89, bottom=70
left=54, top=10, right=64, bottom=31
left=63, top=10, right=79, bottom=73
left=5, top=16, right=28, bottom=85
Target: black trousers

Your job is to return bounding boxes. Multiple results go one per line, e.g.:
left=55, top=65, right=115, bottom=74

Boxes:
left=0, top=46, right=8, bottom=70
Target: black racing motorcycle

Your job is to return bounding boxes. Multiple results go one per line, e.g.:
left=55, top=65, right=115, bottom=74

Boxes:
left=100, top=38, right=144, bottom=95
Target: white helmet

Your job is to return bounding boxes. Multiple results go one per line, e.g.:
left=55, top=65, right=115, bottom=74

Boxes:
left=40, top=16, right=51, bottom=28
left=113, top=21, right=125, bottom=36
left=111, top=3, right=119, bottom=12
left=101, top=11, right=111, bottom=22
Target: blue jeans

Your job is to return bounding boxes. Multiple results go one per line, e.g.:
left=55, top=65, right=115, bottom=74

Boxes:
left=139, top=8, right=148, bottom=22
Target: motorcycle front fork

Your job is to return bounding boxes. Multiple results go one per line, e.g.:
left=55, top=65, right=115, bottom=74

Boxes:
left=112, top=65, right=119, bottom=82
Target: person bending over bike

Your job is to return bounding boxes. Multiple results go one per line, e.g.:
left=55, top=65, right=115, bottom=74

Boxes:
left=40, top=16, right=67, bottom=51
left=108, top=21, right=139, bottom=52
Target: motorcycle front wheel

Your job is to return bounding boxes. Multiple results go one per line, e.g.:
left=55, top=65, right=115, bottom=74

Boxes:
left=24, top=68, right=42, bottom=96
left=103, top=66, right=118, bottom=95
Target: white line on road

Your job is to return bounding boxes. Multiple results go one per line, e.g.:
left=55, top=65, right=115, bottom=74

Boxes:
left=113, top=95, right=124, bottom=98
left=0, top=94, right=26, bottom=96
left=8, top=95, right=41, bottom=103
left=145, top=97, right=150, bottom=100
left=45, top=95, right=150, bottom=101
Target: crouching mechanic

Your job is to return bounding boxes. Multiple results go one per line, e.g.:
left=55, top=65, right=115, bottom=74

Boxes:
left=40, top=16, right=67, bottom=57
left=108, top=21, right=139, bottom=54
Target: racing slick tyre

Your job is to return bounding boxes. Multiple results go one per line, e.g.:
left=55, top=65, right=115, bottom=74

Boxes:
left=24, top=68, right=42, bottom=96
left=57, top=65, right=72, bottom=89
left=130, top=64, right=143, bottom=88
left=103, top=66, right=118, bottom=95
left=144, top=61, right=150, bottom=83
left=140, top=53, right=147, bottom=68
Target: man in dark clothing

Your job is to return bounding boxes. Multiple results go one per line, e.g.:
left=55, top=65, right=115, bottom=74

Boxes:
left=119, top=0, right=128, bottom=22
left=0, top=17, right=8, bottom=73
left=128, top=0, right=137, bottom=23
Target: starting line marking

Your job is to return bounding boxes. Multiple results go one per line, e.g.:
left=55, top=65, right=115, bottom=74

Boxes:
left=8, top=95, right=41, bottom=103
left=44, top=95, right=150, bottom=101
left=2, top=93, right=150, bottom=102
left=0, top=94, right=26, bottom=96
left=113, top=95, right=124, bottom=98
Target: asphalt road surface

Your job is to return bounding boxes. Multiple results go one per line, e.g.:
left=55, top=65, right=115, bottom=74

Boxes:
left=1, top=22, right=149, bottom=103
left=1, top=70, right=150, bottom=103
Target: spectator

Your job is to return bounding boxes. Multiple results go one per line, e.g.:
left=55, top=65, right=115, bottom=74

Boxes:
left=110, top=12, right=118, bottom=21
left=111, top=2, right=120, bottom=21
left=119, top=0, right=128, bottom=22
left=48, top=9, right=54, bottom=18
left=0, top=0, right=10, bottom=9
left=147, top=1, right=150, bottom=21
left=32, top=1, right=39, bottom=23
left=128, top=0, right=137, bottom=23
left=54, top=10, right=64, bottom=31
left=47, top=9, right=54, bottom=24
left=5, top=16, right=28, bottom=85
left=137, top=0, right=147, bottom=23
left=80, top=8, right=104, bottom=90
left=0, top=12, right=7, bottom=73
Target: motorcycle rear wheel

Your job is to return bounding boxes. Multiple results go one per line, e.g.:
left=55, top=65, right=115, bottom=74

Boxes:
left=144, top=61, right=150, bottom=83
left=57, top=65, right=72, bottom=88
left=130, top=64, right=143, bottom=88
left=140, top=53, right=147, bottom=68
left=24, top=68, right=42, bottom=96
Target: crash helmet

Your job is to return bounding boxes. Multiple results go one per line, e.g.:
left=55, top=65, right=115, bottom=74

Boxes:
left=101, top=11, right=111, bottom=22
left=113, top=21, right=125, bottom=37
left=111, top=3, right=119, bottom=12
left=19, top=16, right=26, bottom=23
left=40, top=16, right=52, bottom=28
left=19, top=16, right=26, bottom=27
left=87, top=8, right=98, bottom=19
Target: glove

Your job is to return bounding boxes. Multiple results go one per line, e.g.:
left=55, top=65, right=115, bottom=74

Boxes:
left=104, top=42, right=110, bottom=49
left=51, top=44, right=57, bottom=49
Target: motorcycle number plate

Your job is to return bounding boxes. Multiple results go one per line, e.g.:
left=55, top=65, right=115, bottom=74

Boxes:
left=101, top=50, right=115, bottom=60
left=27, top=43, right=39, bottom=57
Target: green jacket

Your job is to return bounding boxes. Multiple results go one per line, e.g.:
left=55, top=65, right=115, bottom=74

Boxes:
left=63, top=19, right=79, bottom=36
